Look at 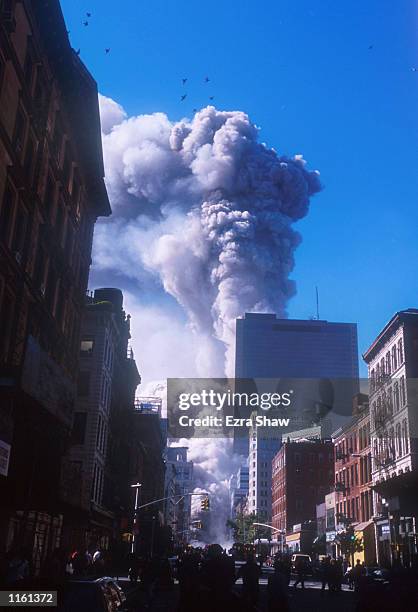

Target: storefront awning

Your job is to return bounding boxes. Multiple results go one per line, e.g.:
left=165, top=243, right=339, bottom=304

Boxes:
left=354, top=520, right=374, bottom=533
left=372, top=470, right=418, bottom=514
left=286, top=533, right=301, bottom=543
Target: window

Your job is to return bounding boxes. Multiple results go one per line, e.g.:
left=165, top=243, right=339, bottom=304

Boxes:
left=24, top=39, right=35, bottom=89
left=65, top=221, right=74, bottom=259
left=398, top=340, right=404, bottom=365
left=55, top=281, right=66, bottom=327
left=96, top=415, right=102, bottom=449
left=34, top=245, right=47, bottom=290
left=45, top=266, right=57, bottom=312
left=55, top=197, right=66, bottom=245
left=396, top=423, right=402, bottom=457
left=392, top=346, right=397, bottom=371
left=71, top=412, right=87, bottom=445
left=33, top=71, right=48, bottom=116
left=13, top=105, right=26, bottom=157
left=62, top=141, right=72, bottom=189
left=44, top=173, right=56, bottom=219
left=11, top=205, right=27, bottom=259
left=400, top=376, right=406, bottom=406
left=24, top=134, right=37, bottom=184
left=0, top=182, right=15, bottom=246
left=77, top=371, right=90, bottom=397
left=80, top=338, right=94, bottom=355
left=0, top=289, right=14, bottom=359
left=53, top=112, right=63, bottom=162
left=0, top=52, right=5, bottom=95
left=71, top=168, right=81, bottom=208
left=385, top=352, right=391, bottom=376
left=394, top=382, right=399, bottom=412
left=402, top=420, right=409, bottom=455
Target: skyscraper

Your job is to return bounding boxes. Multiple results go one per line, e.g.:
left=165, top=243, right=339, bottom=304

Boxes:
left=235, top=313, right=359, bottom=380
left=234, top=313, right=359, bottom=521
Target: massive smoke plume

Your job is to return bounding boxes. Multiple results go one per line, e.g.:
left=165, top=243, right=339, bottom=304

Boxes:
left=94, top=95, right=321, bottom=542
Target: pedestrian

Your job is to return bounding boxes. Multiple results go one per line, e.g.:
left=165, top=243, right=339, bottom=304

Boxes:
left=320, top=556, right=331, bottom=593
left=236, top=552, right=261, bottom=608
left=293, top=556, right=307, bottom=590
left=267, top=561, right=290, bottom=612
left=346, top=563, right=354, bottom=589
left=352, top=559, right=366, bottom=591
left=6, top=548, right=30, bottom=586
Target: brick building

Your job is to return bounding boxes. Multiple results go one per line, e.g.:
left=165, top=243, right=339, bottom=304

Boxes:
left=333, top=394, right=373, bottom=525
left=0, top=0, right=110, bottom=570
left=271, top=440, right=334, bottom=533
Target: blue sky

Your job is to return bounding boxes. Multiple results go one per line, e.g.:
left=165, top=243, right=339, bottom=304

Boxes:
left=61, top=0, right=418, bottom=373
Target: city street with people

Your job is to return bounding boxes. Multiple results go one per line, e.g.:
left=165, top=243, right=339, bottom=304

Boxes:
left=3, top=544, right=417, bottom=611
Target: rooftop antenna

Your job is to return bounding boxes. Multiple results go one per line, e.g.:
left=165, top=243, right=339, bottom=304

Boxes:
left=315, top=286, right=320, bottom=320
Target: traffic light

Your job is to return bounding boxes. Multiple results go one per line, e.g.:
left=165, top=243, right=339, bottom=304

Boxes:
left=201, top=496, right=210, bottom=511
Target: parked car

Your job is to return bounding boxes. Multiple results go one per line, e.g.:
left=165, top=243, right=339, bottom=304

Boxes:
left=344, top=565, right=390, bottom=586
left=58, top=577, right=127, bottom=611
left=291, top=554, right=312, bottom=575
left=363, top=566, right=390, bottom=584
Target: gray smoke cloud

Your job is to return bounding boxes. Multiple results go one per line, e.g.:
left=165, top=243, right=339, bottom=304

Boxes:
left=95, top=95, right=321, bottom=543
left=97, top=95, right=321, bottom=376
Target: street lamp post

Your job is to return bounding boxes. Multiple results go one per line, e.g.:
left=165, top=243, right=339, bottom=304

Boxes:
left=252, top=522, right=285, bottom=555
left=131, top=483, right=142, bottom=554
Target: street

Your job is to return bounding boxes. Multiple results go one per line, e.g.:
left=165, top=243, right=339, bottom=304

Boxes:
left=121, top=579, right=357, bottom=612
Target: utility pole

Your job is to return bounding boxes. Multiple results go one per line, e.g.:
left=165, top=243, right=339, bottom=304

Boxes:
left=130, top=483, right=142, bottom=554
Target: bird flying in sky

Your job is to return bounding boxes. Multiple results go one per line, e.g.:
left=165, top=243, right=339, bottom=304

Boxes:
left=181, top=94, right=187, bottom=101
left=182, top=78, right=187, bottom=85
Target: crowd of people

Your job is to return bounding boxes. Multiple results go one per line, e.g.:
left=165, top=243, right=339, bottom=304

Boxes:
left=2, top=543, right=418, bottom=611
left=175, top=545, right=289, bottom=612
left=0, top=545, right=114, bottom=588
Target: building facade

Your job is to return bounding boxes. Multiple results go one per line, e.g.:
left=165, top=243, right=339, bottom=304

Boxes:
left=333, top=394, right=373, bottom=527
left=0, top=0, right=109, bottom=571
left=247, top=419, right=282, bottom=522
left=363, top=309, right=418, bottom=567
left=230, top=465, right=249, bottom=519
left=234, top=313, right=359, bottom=456
left=133, top=397, right=166, bottom=556
left=272, top=440, right=334, bottom=533
left=65, top=288, right=141, bottom=554
left=166, top=447, right=194, bottom=542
